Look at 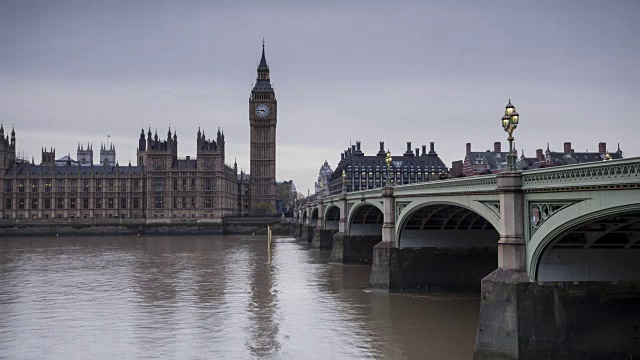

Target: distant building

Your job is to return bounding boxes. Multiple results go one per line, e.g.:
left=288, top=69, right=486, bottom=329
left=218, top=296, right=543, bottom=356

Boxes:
left=314, top=160, right=333, bottom=197
left=77, top=143, right=93, bottom=165
left=0, top=43, right=288, bottom=220
left=462, top=142, right=511, bottom=176
left=461, top=141, right=623, bottom=176
left=329, top=141, right=449, bottom=195
left=451, top=160, right=463, bottom=178
left=535, top=142, right=623, bottom=168
left=276, top=180, right=297, bottom=217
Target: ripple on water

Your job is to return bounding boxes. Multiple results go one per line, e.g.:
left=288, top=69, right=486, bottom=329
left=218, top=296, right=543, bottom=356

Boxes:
left=0, top=235, right=479, bottom=359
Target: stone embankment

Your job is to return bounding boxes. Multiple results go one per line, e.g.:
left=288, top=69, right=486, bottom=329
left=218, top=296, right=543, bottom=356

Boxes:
left=0, top=218, right=296, bottom=237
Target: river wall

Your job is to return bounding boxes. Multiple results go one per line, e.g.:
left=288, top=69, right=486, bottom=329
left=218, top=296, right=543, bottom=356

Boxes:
left=0, top=218, right=296, bottom=237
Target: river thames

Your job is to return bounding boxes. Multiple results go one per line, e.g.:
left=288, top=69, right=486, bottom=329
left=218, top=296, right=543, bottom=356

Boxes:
left=0, top=235, right=479, bottom=359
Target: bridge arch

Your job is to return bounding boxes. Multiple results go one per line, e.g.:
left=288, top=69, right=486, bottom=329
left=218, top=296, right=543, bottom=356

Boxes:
left=396, top=200, right=499, bottom=248
left=310, top=207, right=319, bottom=227
left=529, top=201, right=640, bottom=281
left=324, top=205, right=340, bottom=230
left=348, top=201, right=384, bottom=236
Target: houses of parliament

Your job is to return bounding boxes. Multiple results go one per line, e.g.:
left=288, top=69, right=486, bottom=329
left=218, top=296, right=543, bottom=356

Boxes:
left=0, top=45, right=278, bottom=220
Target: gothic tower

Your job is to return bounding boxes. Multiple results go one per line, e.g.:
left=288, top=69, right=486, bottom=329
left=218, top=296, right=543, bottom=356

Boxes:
left=100, top=143, right=116, bottom=166
left=0, top=125, right=16, bottom=171
left=249, top=42, right=277, bottom=214
left=77, top=143, right=93, bottom=165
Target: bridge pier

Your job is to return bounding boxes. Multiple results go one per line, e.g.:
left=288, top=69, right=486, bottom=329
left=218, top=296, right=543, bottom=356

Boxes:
left=330, top=234, right=381, bottom=264
left=369, top=186, right=397, bottom=289
left=474, top=270, right=640, bottom=359
left=312, top=229, right=336, bottom=250
left=300, top=225, right=314, bottom=243
left=371, top=246, right=497, bottom=292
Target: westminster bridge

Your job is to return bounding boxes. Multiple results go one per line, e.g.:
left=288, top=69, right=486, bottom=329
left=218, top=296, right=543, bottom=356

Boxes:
left=293, top=158, right=640, bottom=359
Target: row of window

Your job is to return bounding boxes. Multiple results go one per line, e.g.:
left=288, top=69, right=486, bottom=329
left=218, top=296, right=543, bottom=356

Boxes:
left=153, top=197, right=215, bottom=209
left=6, top=179, right=143, bottom=193
left=5, top=197, right=142, bottom=210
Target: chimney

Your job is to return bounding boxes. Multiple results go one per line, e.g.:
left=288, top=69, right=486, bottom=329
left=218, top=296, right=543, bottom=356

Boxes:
left=422, top=145, right=426, bottom=156
left=494, top=142, right=501, bottom=153
left=404, top=141, right=414, bottom=156
left=536, top=149, right=544, bottom=161
left=564, top=142, right=572, bottom=154
left=351, top=145, right=356, bottom=155
left=466, top=143, right=471, bottom=155
left=598, top=142, right=606, bottom=154
left=377, top=141, right=385, bottom=156
left=415, top=148, right=420, bottom=157
left=429, top=142, right=435, bottom=154
left=341, top=153, right=345, bottom=161
left=356, top=141, right=361, bottom=152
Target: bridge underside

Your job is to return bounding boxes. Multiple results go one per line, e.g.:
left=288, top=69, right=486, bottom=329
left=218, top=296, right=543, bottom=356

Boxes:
left=325, top=206, right=339, bottom=230
left=400, top=204, right=498, bottom=248
left=372, top=204, right=499, bottom=292
left=538, top=210, right=640, bottom=281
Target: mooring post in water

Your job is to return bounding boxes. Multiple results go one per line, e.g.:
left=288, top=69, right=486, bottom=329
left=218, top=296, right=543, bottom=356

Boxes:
left=267, top=225, right=272, bottom=265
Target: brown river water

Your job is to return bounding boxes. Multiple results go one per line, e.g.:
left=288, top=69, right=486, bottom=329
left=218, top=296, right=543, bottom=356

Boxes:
left=0, top=235, right=479, bottom=359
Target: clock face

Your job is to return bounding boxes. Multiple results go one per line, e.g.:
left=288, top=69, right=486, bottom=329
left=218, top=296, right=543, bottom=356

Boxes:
left=255, top=103, right=270, bottom=118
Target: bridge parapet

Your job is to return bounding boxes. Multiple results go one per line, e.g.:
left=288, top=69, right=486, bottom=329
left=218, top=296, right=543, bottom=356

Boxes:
left=393, top=174, right=498, bottom=196
left=522, top=157, right=640, bottom=191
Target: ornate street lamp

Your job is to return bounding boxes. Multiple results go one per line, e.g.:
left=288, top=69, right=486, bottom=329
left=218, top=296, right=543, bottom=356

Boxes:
left=501, top=99, right=520, bottom=171
left=385, top=150, right=392, bottom=187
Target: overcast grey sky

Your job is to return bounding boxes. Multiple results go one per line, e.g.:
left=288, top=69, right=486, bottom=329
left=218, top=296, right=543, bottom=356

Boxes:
left=1, top=0, right=638, bottom=194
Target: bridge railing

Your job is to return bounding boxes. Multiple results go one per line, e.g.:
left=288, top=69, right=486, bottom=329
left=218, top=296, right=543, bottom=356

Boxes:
left=393, top=174, right=498, bottom=195
left=522, top=157, right=640, bottom=191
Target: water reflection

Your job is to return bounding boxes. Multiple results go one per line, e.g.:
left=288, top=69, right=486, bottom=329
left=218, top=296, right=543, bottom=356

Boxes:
left=0, top=235, right=478, bottom=360
left=246, top=236, right=280, bottom=358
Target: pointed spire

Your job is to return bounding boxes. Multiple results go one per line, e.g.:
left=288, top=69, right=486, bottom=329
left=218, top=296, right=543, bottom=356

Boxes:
left=258, top=38, right=269, bottom=71
left=197, top=126, right=201, bottom=138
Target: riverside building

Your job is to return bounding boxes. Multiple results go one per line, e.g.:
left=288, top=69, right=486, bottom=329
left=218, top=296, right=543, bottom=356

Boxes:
left=328, top=141, right=449, bottom=195
left=0, top=45, right=283, bottom=221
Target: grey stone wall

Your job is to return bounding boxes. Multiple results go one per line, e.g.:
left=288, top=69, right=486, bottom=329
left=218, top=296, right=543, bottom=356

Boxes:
left=391, top=247, right=497, bottom=292
left=311, top=229, right=336, bottom=250
left=475, top=271, right=640, bottom=359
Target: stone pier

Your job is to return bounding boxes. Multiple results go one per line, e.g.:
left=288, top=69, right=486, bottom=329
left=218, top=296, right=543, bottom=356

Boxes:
left=371, top=246, right=497, bottom=292
left=330, top=233, right=380, bottom=264
left=300, top=225, right=314, bottom=243
left=474, top=270, right=640, bottom=359
left=311, top=229, right=336, bottom=250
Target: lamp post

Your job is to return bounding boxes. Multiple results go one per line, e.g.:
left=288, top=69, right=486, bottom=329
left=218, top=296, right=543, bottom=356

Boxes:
left=341, top=170, right=346, bottom=193
left=501, top=99, right=520, bottom=171
left=385, top=150, right=392, bottom=187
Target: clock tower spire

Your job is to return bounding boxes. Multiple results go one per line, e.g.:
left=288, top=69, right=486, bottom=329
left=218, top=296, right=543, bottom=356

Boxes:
left=249, top=40, right=277, bottom=215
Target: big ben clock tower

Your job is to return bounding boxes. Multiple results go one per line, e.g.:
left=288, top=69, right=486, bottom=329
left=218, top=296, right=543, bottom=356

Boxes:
left=249, top=41, right=277, bottom=214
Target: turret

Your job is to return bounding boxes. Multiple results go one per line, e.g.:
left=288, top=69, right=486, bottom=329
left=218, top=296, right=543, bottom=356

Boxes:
left=139, top=128, right=146, bottom=151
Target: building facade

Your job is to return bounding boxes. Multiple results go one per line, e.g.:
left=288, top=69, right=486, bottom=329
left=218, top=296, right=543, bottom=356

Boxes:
left=314, top=160, right=333, bottom=197
left=329, top=141, right=449, bottom=195
left=461, top=141, right=623, bottom=176
left=249, top=43, right=277, bottom=215
left=0, top=45, right=282, bottom=221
